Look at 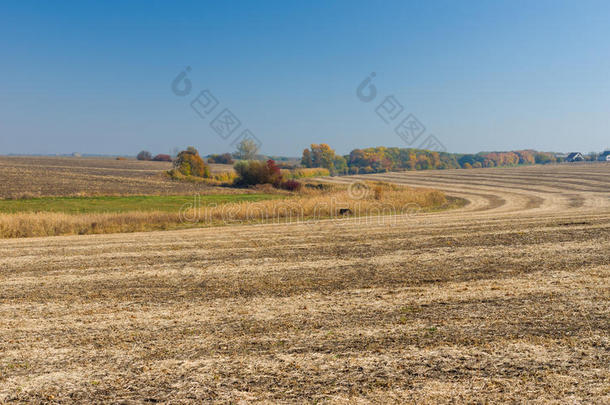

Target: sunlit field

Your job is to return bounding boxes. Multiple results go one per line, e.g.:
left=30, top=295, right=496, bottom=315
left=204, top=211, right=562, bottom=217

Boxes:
left=1, top=162, right=608, bottom=402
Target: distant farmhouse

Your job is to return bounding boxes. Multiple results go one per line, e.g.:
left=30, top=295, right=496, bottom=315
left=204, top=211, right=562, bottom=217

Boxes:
left=598, top=150, right=610, bottom=162
left=566, top=152, right=584, bottom=162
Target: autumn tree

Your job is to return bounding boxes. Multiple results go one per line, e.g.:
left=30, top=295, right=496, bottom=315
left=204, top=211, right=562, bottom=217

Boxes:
left=301, top=148, right=312, bottom=167
left=173, top=147, right=210, bottom=177
left=137, top=150, right=152, bottom=161
left=302, top=144, right=347, bottom=174
left=208, top=153, right=234, bottom=164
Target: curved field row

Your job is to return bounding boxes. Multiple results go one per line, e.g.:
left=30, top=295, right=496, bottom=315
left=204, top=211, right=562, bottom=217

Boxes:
left=0, top=163, right=608, bottom=403
left=321, top=163, right=610, bottom=219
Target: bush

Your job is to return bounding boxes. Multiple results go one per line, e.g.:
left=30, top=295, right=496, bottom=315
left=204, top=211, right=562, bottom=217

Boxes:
left=207, top=153, right=234, bottom=164
left=209, top=171, right=237, bottom=183
left=282, top=167, right=330, bottom=179
left=152, top=154, right=172, bottom=162
left=137, top=150, right=152, bottom=161
left=168, top=169, right=236, bottom=184
left=280, top=179, right=302, bottom=191
left=234, top=159, right=283, bottom=187
left=173, top=148, right=210, bottom=178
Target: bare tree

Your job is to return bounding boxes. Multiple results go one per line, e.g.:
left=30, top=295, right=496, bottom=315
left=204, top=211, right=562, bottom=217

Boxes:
left=137, top=150, right=152, bottom=161
left=235, top=139, right=259, bottom=160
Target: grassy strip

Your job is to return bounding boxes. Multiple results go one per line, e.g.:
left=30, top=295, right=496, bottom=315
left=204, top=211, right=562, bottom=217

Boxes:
left=0, top=194, right=282, bottom=214
left=0, top=183, right=463, bottom=238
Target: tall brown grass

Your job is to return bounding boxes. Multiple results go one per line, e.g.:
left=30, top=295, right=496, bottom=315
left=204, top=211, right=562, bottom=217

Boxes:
left=0, top=182, right=454, bottom=238
left=179, top=182, right=448, bottom=226
left=0, top=211, right=181, bottom=238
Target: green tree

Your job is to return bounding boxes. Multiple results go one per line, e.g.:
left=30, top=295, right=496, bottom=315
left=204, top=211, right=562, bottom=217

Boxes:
left=332, top=155, right=348, bottom=174
left=301, top=148, right=312, bottom=167
left=535, top=152, right=554, bottom=164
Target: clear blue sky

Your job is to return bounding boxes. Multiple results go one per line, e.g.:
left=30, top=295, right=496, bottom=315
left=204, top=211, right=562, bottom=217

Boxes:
left=1, top=0, right=609, bottom=156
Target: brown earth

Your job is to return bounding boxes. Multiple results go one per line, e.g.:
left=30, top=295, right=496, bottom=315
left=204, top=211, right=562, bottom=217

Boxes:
left=0, top=162, right=609, bottom=403
left=0, top=156, right=235, bottom=198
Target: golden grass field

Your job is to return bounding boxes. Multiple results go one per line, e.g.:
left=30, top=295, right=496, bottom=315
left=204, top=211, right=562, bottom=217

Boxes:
left=0, top=184, right=452, bottom=238
left=0, top=162, right=609, bottom=403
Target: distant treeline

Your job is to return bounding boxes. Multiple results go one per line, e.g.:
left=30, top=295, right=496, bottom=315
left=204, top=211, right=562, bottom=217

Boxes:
left=301, top=144, right=562, bottom=175
left=345, top=147, right=559, bottom=174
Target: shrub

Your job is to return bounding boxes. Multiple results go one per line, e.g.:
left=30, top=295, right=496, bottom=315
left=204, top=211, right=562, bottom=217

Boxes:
left=282, top=167, right=330, bottom=179
left=234, top=159, right=283, bottom=187
left=137, top=150, right=152, bottom=161
left=305, top=183, right=333, bottom=191
left=280, top=179, right=302, bottom=191
left=167, top=169, right=236, bottom=184
left=207, top=153, right=234, bottom=164
left=220, top=153, right=234, bottom=164
left=173, top=148, right=210, bottom=178
left=152, top=154, right=172, bottom=162
left=209, top=171, right=237, bottom=183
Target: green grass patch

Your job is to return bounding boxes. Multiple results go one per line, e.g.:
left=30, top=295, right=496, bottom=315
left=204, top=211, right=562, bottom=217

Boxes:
left=0, top=194, right=283, bottom=214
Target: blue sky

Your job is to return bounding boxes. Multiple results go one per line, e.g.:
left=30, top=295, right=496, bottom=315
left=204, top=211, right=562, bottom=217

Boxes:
left=1, top=0, right=609, bottom=156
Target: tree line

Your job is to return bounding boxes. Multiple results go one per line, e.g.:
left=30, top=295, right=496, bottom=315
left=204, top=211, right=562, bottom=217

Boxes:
left=301, top=144, right=562, bottom=174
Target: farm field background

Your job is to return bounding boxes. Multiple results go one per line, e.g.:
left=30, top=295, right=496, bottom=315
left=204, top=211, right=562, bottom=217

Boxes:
left=0, top=157, right=453, bottom=238
left=0, top=162, right=608, bottom=402
left=0, top=156, right=235, bottom=199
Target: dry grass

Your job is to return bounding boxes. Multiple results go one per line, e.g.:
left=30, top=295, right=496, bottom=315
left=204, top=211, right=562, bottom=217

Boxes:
left=0, top=211, right=182, bottom=238
left=166, top=167, right=238, bottom=185
left=0, top=182, right=452, bottom=238
left=0, top=163, right=608, bottom=403
left=282, top=167, right=331, bottom=178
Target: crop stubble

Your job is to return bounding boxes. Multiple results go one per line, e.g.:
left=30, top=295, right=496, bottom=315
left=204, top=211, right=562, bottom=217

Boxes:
left=0, top=163, right=609, bottom=403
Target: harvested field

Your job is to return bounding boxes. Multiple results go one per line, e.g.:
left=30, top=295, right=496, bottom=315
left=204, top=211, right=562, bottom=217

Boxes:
left=0, top=163, right=609, bottom=403
left=0, top=156, right=235, bottom=198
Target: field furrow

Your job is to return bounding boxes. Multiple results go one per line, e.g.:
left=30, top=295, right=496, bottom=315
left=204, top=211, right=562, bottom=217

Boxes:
left=0, top=163, right=609, bottom=403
